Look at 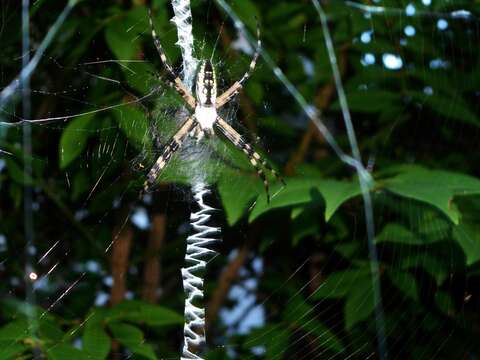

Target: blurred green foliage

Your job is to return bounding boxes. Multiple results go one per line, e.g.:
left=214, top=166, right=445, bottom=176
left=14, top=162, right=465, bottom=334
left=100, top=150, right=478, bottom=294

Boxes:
left=1, top=0, right=480, bottom=359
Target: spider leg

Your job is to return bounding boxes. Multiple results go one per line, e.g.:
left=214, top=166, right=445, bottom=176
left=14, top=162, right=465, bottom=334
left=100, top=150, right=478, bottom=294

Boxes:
left=216, top=24, right=261, bottom=108
left=214, top=116, right=284, bottom=203
left=166, top=78, right=196, bottom=110
left=143, top=116, right=196, bottom=192
left=148, top=9, right=196, bottom=109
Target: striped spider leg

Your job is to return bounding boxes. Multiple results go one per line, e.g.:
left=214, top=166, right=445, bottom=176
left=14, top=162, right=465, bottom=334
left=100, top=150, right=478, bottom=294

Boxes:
left=148, top=9, right=196, bottom=110
left=215, top=24, right=261, bottom=108
left=213, top=26, right=284, bottom=202
left=143, top=116, right=196, bottom=192
left=215, top=116, right=285, bottom=203
left=143, top=9, right=197, bottom=193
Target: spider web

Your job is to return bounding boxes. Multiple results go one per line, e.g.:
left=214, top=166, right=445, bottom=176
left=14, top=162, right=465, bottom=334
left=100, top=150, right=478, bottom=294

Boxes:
left=0, top=0, right=479, bottom=359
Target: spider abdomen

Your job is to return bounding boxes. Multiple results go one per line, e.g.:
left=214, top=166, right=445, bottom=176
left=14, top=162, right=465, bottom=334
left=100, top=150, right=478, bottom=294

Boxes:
left=195, top=105, right=217, bottom=130
left=194, top=60, right=218, bottom=133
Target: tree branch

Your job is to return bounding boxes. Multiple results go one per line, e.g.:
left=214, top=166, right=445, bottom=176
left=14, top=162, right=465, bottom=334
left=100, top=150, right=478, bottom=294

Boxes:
left=141, top=213, right=166, bottom=303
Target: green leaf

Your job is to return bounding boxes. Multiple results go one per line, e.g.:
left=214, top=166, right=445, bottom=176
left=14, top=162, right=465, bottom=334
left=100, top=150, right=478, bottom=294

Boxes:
left=249, top=177, right=360, bottom=222
left=59, top=113, right=94, bottom=169
left=0, top=341, right=28, bottom=360
left=417, top=213, right=451, bottom=239
left=120, top=61, right=157, bottom=94
left=453, top=222, right=480, bottom=266
left=376, top=223, right=419, bottom=245
left=383, top=166, right=480, bottom=224
left=245, top=81, right=264, bottom=105
left=320, top=179, right=362, bottom=221
left=410, top=91, right=479, bottom=126
left=0, top=299, right=47, bottom=321
left=249, top=178, right=316, bottom=222
left=38, top=318, right=64, bottom=342
left=400, top=253, right=447, bottom=286
left=334, top=242, right=360, bottom=260
left=435, top=291, right=454, bottom=316
left=108, top=300, right=183, bottom=326
left=246, top=325, right=289, bottom=360
left=109, top=322, right=143, bottom=345
left=0, top=319, right=30, bottom=341
left=104, top=9, right=144, bottom=60
left=387, top=270, right=418, bottom=301
left=223, top=0, right=259, bottom=31
left=83, top=322, right=111, bottom=359
left=151, top=1, right=169, bottom=26
left=284, top=297, right=345, bottom=354
left=5, top=158, right=33, bottom=185
left=47, top=344, right=90, bottom=360
left=333, top=90, right=400, bottom=113
left=72, top=171, right=89, bottom=201
left=301, top=320, right=345, bottom=354
left=375, top=223, right=440, bottom=245
left=205, top=348, right=233, bottom=360
left=452, top=197, right=480, bottom=266
left=112, top=106, right=151, bottom=151
left=290, top=206, right=321, bottom=246
left=109, top=323, right=157, bottom=360
left=344, top=276, right=378, bottom=330
left=217, top=169, right=263, bottom=225
left=312, top=268, right=371, bottom=299
left=409, top=70, right=463, bottom=97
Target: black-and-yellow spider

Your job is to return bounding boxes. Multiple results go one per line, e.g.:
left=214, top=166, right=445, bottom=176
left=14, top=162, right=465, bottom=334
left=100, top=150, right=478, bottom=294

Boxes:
left=144, top=11, right=284, bottom=202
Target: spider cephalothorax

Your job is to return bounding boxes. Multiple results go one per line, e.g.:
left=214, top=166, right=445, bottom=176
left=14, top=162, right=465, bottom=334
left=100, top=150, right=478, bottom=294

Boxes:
left=196, top=60, right=217, bottom=106
left=145, top=10, right=284, bottom=202
left=194, top=60, right=217, bottom=138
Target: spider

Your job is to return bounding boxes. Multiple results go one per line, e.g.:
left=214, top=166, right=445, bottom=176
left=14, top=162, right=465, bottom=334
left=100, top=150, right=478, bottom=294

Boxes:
left=144, top=11, right=284, bottom=202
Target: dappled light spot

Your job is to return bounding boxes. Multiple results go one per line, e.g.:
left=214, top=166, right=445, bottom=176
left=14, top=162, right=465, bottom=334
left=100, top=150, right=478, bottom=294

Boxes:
left=404, top=25, right=416, bottom=37
left=131, top=207, right=150, bottom=230
left=405, top=3, right=416, bottom=16
left=382, top=53, right=403, bottom=70
left=361, top=53, right=376, bottom=66
left=437, top=19, right=449, bottom=30
left=361, top=30, right=373, bottom=44
left=29, top=272, right=38, bottom=281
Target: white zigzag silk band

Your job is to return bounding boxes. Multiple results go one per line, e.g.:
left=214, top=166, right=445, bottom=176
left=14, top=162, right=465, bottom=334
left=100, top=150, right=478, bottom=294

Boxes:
left=181, top=182, right=220, bottom=359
